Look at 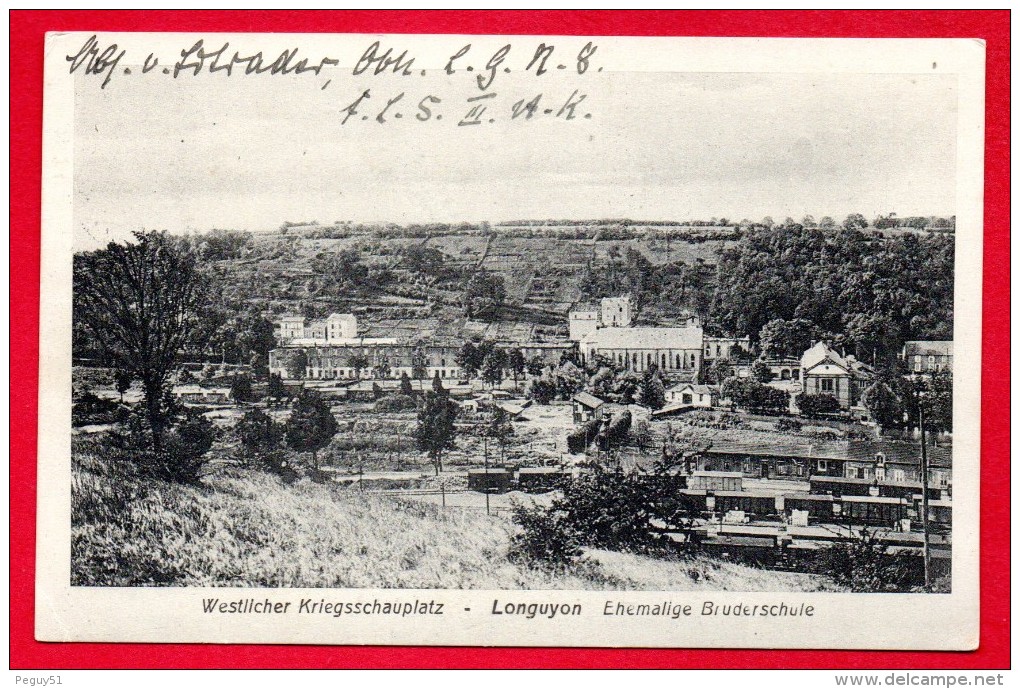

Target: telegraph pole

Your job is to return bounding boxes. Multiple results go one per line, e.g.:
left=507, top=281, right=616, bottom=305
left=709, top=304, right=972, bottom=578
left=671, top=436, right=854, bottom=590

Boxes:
left=918, top=396, right=932, bottom=591
left=484, top=433, right=491, bottom=515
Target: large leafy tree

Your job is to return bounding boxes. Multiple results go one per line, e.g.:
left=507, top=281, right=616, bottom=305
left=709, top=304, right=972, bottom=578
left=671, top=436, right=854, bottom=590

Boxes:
left=285, top=391, right=339, bottom=471
left=481, top=348, right=508, bottom=388
left=507, top=347, right=526, bottom=389
left=861, top=381, right=904, bottom=430
left=73, top=231, right=209, bottom=450
left=461, top=270, right=506, bottom=320
left=758, top=318, right=818, bottom=359
left=415, top=388, right=459, bottom=474
left=637, top=369, right=666, bottom=410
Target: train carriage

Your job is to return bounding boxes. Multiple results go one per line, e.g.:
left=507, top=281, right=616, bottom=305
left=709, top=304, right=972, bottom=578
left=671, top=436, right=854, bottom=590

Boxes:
left=515, top=467, right=568, bottom=493
left=837, top=495, right=909, bottom=527
left=711, top=491, right=779, bottom=520
left=782, top=494, right=835, bottom=524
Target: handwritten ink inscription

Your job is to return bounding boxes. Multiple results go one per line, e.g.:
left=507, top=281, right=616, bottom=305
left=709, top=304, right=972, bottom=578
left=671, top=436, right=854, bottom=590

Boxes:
left=66, top=36, right=601, bottom=125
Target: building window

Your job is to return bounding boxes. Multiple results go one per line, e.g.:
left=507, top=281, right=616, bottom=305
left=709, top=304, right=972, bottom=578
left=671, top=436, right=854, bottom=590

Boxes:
left=817, top=459, right=828, bottom=471
left=821, top=378, right=834, bottom=392
left=682, top=393, right=693, bottom=404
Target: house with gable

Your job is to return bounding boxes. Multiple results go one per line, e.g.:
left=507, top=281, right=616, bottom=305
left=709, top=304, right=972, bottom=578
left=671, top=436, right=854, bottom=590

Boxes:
left=800, top=341, right=872, bottom=410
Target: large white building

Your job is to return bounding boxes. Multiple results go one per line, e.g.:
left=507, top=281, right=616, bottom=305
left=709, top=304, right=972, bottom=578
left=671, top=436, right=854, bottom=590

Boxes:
left=275, top=313, right=359, bottom=345
left=579, top=325, right=704, bottom=376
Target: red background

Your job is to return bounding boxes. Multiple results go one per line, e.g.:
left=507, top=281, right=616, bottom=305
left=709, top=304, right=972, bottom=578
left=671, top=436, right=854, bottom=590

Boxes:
left=9, top=10, right=1010, bottom=669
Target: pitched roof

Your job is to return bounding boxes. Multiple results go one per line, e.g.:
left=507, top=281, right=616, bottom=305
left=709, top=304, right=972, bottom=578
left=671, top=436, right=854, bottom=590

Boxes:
left=701, top=438, right=951, bottom=468
left=667, top=383, right=715, bottom=395
left=903, top=340, right=953, bottom=357
left=801, top=341, right=849, bottom=372
left=572, top=391, right=605, bottom=409
left=581, top=326, right=703, bottom=350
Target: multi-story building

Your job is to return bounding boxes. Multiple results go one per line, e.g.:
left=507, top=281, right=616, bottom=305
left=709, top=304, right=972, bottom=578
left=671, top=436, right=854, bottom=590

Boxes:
left=568, top=304, right=599, bottom=342
left=578, top=325, right=704, bottom=377
left=600, top=296, right=633, bottom=328
left=567, top=295, right=633, bottom=342
left=276, top=315, right=306, bottom=341
left=269, top=341, right=463, bottom=381
left=800, top=341, right=872, bottom=409
left=274, top=313, right=359, bottom=345
left=703, top=336, right=751, bottom=362
left=901, top=340, right=953, bottom=374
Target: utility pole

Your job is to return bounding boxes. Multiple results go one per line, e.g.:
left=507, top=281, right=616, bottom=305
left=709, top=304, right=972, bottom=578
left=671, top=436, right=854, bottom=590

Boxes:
left=918, top=395, right=932, bottom=591
left=483, top=433, right=490, bottom=516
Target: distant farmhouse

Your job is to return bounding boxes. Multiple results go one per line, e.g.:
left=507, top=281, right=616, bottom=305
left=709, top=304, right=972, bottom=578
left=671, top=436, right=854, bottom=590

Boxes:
left=901, top=340, right=953, bottom=374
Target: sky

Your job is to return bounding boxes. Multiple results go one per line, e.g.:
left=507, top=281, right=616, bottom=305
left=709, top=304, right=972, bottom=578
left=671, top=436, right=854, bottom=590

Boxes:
left=72, top=66, right=957, bottom=248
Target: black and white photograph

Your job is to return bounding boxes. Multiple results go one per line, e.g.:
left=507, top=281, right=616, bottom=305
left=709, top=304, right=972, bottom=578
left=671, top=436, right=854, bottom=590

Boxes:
left=38, top=32, right=983, bottom=648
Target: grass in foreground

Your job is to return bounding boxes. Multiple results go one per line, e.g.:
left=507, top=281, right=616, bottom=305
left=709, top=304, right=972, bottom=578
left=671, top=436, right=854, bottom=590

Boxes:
left=72, top=446, right=840, bottom=591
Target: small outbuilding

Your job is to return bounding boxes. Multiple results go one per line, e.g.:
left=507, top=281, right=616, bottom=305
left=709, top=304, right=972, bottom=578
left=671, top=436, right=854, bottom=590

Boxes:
left=467, top=468, right=511, bottom=494
left=571, top=391, right=605, bottom=424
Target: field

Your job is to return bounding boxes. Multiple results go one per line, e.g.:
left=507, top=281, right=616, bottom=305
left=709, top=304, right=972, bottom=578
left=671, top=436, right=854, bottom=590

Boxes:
left=71, top=435, right=839, bottom=591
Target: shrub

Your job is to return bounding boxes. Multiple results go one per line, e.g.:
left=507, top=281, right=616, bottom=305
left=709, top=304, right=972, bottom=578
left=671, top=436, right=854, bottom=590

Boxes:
left=71, top=390, right=127, bottom=427
left=566, top=419, right=601, bottom=454
left=797, top=393, right=841, bottom=419
left=598, top=410, right=632, bottom=451
left=722, top=377, right=789, bottom=414
left=147, top=411, right=217, bottom=483
left=511, top=464, right=695, bottom=569
left=776, top=417, right=803, bottom=433
left=821, top=528, right=923, bottom=592
left=507, top=502, right=582, bottom=571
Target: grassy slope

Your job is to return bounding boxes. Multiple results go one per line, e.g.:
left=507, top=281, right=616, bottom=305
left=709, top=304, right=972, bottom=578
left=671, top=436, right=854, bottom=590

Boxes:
left=73, top=456, right=838, bottom=591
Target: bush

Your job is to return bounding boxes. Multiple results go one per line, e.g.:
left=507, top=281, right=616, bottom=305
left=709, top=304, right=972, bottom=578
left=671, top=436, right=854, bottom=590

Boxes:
left=374, top=394, right=418, bottom=412
left=566, top=419, right=601, bottom=454
left=511, top=464, right=695, bottom=568
left=821, top=528, right=923, bottom=592
left=722, top=377, right=789, bottom=414
left=71, top=390, right=128, bottom=427
left=149, top=412, right=217, bottom=483
left=798, top=393, right=841, bottom=418
left=775, top=417, right=803, bottom=433
left=507, top=503, right=582, bottom=571
left=598, top=410, right=632, bottom=451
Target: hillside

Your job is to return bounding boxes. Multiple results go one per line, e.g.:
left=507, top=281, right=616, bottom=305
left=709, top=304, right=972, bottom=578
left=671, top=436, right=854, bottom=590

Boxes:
left=72, top=443, right=837, bottom=591
left=200, top=223, right=736, bottom=344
